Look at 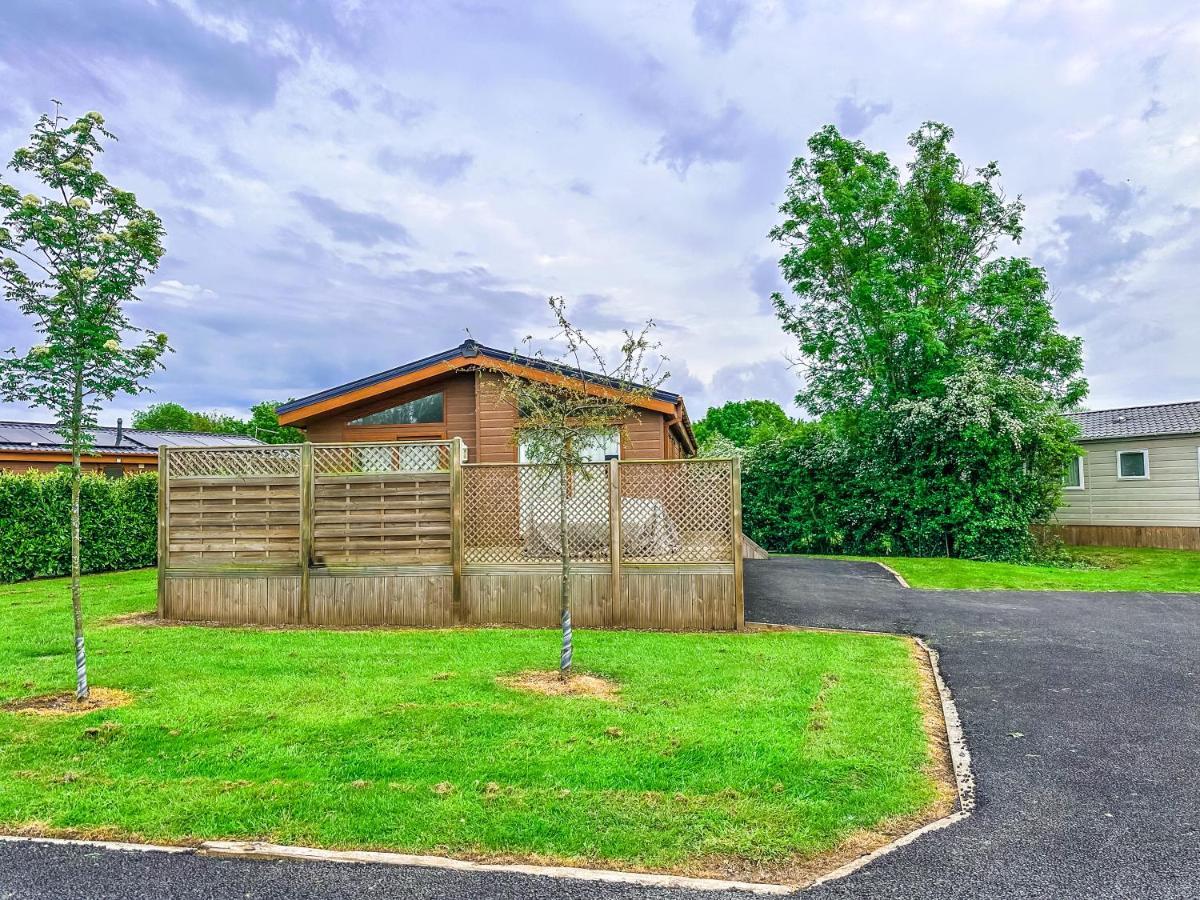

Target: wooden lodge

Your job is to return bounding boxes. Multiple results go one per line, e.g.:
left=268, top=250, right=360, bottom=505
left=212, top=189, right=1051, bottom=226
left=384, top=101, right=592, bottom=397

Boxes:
left=158, top=343, right=745, bottom=631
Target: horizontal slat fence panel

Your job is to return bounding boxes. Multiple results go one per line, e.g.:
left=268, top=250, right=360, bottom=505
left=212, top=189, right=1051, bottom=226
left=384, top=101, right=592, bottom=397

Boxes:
left=1042, top=523, right=1200, bottom=550
left=167, top=479, right=301, bottom=564
left=312, top=473, right=452, bottom=565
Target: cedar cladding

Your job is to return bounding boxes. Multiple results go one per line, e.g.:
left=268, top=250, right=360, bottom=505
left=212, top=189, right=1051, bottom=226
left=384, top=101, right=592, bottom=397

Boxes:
left=299, top=368, right=680, bottom=460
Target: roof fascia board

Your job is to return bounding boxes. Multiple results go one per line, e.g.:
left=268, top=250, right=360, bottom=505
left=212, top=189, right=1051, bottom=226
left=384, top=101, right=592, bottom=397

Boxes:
left=279, top=354, right=677, bottom=425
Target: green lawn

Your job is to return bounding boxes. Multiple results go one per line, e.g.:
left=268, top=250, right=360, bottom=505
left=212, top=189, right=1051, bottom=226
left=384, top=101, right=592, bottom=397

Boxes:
left=0, top=569, right=941, bottom=878
left=817, top=547, right=1200, bottom=593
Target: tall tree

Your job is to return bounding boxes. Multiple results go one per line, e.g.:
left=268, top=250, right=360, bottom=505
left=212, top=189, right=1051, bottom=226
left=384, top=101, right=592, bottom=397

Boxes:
left=0, top=105, right=167, bottom=700
left=763, top=122, right=1086, bottom=561
left=770, top=122, right=1086, bottom=418
left=500, top=298, right=664, bottom=678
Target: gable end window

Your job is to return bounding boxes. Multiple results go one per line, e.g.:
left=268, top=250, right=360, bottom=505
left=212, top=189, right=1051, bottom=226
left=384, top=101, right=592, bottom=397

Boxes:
left=1063, top=456, right=1084, bottom=490
left=350, top=393, right=444, bottom=427
left=1116, top=449, right=1149, bottom=480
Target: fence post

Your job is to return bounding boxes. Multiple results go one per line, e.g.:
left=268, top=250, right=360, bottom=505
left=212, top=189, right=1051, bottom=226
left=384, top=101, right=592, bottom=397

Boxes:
left=450, top=437, right=465, bottom=625
left=731, top=456, right=744, bottom=631
left=299, top=442, right=313, bottom=625
left=608, top=458, right=622, bottom=627
left=157, top=446, right=168, bottom=619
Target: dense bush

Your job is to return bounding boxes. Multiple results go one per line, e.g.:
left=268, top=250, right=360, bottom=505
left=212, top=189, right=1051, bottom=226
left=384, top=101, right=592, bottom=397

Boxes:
left=741, top=366, right=1079, bottom=562
left=0, top=469, right=157, bottom=582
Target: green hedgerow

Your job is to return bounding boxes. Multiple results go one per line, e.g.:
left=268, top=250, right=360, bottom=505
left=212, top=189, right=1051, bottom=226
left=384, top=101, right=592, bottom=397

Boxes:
left=0, top=469, right=156, bottom=582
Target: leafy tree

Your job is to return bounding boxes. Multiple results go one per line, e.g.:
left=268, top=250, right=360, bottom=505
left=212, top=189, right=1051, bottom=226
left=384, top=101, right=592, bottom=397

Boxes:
left=761, top=122, right=1086, bottom=561
left=247, top=400, right=304, bottom=444
left=131, top=401, right=196, bottom=432
left=693, top=399, right=794, bottom=448
left=500, top=298, right=664, bottom=678
left=770, top=122, right=1085, bottom=417
left=0, top=105, right=167, bottom=699
left=131, top=399, right=303, bottom=444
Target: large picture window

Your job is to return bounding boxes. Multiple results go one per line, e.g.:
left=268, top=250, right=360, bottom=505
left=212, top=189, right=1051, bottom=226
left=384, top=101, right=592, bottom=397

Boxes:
left=1117, top=449, right=1149, bottom=479
left=349, top=393, right=443, bottom=426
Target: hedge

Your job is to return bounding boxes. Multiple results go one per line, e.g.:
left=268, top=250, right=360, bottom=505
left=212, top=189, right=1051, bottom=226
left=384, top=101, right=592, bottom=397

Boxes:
left=0, top=469, right=157, bottom=583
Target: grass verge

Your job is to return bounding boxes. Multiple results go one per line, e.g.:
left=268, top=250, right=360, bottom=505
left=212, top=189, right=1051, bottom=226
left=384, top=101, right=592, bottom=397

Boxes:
left=0, top=569, right=950, bottom=882
left=828, top=547, right=1200, bottom=592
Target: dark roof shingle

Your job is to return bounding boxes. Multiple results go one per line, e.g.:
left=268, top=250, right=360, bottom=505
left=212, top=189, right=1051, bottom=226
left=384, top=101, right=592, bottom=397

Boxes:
left=1067, top=401, right=1200, bottom=441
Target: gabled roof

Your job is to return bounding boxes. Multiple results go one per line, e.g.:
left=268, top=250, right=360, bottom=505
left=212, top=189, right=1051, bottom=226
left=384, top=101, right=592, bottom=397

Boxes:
left=0, top=421, right=264, bottom=456
left=1067, top=400, right=1200, bottom=441
left=278, top=339, right=690, bottom=427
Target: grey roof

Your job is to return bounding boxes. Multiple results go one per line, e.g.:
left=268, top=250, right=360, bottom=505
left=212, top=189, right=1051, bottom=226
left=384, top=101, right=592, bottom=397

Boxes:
left=1068, top=401, right=1200, bottom=441
left=0, top=421, right=264, bottom=456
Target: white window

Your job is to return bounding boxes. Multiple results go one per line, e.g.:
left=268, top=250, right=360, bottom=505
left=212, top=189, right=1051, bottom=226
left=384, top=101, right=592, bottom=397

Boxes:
left=1063, top=456, right=1084, bottom=490
left=1117, top=449, right=1149, bottom=480
left=518, top=429, right=620, bottom=464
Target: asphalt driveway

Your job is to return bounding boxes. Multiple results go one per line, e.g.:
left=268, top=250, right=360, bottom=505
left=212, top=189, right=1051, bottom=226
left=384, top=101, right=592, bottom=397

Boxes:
left=749, top=558, right=1200, bottom=899
left=1, top=557, right=1197, bottom=899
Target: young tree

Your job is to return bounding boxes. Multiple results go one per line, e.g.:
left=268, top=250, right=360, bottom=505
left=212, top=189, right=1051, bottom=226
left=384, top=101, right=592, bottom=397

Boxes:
left=765, top=122, right=1087, bottom=561
left=500, top=298, right=665, bottom=678
left=0, top=105, right=167, bottom=700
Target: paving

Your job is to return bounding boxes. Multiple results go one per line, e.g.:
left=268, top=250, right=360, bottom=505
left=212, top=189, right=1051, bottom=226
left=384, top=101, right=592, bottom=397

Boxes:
left=2, top=557, right=1198, bottom=898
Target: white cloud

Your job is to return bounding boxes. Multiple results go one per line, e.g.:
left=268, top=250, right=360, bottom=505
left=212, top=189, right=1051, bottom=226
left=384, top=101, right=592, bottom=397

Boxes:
left=144, top=280, right=218, bottom=306
left=0, top=0, right=1196, bottom=428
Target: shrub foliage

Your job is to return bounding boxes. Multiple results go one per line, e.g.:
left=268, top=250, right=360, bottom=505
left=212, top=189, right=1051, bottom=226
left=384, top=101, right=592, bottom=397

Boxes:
left=752, top=122, right=1086, bottom=562
left=0, top=469, right=156, bottom=583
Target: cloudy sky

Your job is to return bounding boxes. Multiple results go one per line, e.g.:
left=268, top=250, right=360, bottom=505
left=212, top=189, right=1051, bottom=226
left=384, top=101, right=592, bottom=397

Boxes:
left=1, top=0, right=1198, bottom=425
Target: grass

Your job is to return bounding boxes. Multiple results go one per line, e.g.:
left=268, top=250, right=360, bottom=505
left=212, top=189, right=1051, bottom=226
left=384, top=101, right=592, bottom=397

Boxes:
left=0, top=569, right=943, bottom=878
left=812, top=547, right=1200, bottom=593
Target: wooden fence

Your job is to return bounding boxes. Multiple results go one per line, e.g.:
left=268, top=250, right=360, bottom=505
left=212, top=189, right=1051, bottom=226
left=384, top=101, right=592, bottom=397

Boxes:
left=158, top=439, right=743, bottom=630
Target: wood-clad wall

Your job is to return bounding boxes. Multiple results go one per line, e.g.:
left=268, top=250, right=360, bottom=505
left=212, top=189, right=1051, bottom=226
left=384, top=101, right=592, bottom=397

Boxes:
left=304, top=373, right=477, bottom=447
left=301, top=369, right=678, bottom=463
left=474, top=371, right=519, bottom=462
left=1, top=456, right=154, bottom=475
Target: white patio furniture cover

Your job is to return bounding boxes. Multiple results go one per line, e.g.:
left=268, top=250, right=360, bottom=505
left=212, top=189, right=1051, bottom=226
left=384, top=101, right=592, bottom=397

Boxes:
left=524, top=495, right=682, bottom=558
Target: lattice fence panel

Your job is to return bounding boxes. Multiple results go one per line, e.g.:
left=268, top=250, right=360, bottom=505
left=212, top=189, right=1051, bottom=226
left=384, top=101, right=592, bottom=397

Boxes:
left=618, top=461, right=732, bottom=562
left=313, top=442, right=449, bottom=475
left=462, top=463, right=611, bottom=564
left=168, top=446, right=301, bottom=478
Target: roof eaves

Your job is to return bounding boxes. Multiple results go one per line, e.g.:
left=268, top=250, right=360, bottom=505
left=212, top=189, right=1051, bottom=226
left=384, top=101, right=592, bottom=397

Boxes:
left=277, top=340, right=684, bottom=416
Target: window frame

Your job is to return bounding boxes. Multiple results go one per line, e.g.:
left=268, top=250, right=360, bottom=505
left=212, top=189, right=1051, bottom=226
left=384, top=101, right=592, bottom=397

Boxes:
left=347, top=391, right=445, bottom=428
left=517, top=428, right=621, bottom=464
left=1063, top=455, right=1085, bottom=491
left=1116, top=448, right=1150, bottom=480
